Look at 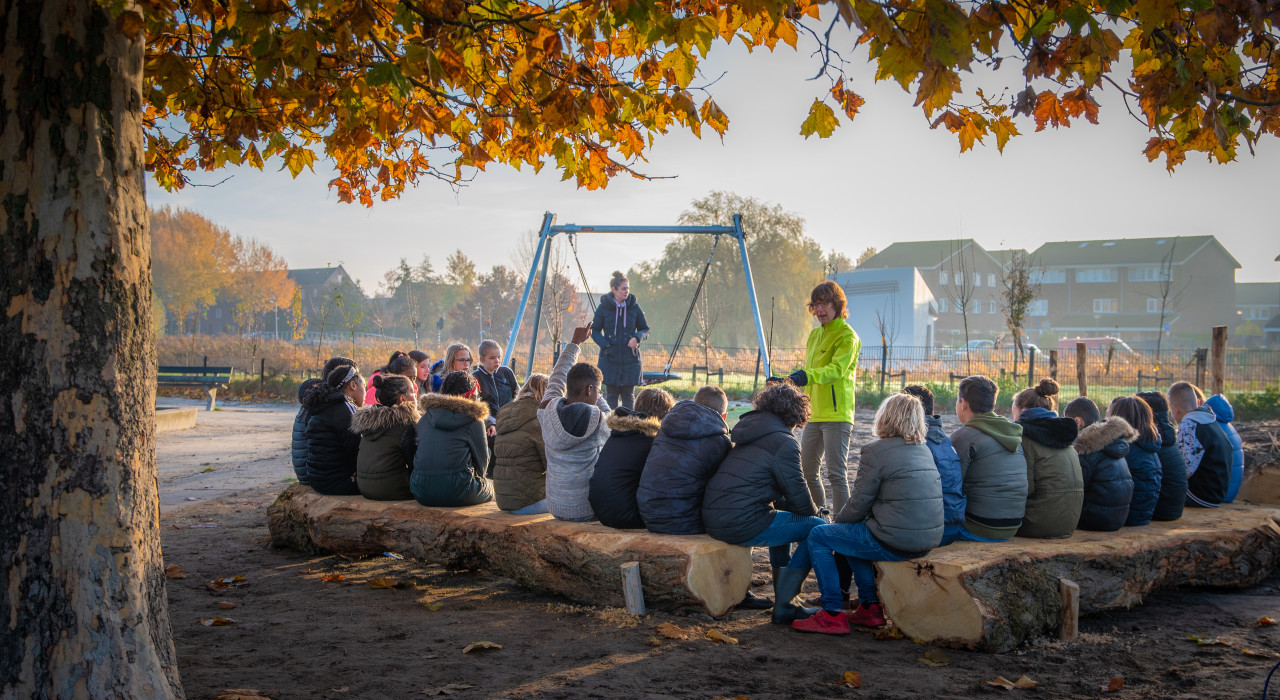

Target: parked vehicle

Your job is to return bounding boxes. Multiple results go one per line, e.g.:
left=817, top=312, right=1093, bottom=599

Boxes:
left=1058, top=336, right=1137, bottom=356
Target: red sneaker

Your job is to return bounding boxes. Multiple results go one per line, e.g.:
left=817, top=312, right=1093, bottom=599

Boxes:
left=847, top=602, right=887, bottom=628
left=791, top=610, right=850, bottom=635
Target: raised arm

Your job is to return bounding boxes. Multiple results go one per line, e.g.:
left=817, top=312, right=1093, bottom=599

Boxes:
left=541, top=324, right=591, bottom=409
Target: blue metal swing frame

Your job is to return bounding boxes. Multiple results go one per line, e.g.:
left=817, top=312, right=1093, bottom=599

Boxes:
left=502, top=212, right=772, bottom=381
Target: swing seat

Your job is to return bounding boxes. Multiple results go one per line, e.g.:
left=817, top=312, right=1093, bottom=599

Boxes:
left=642, top=371, right=682, bottom=385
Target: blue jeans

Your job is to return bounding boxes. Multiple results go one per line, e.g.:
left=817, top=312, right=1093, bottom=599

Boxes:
left=939, top=523, right=1007, bottom=546
left=740, top=511, right=826, bottom=568
left=509, top=499, right=548, bottom=515
left=806, top=522, right=906, bottom=611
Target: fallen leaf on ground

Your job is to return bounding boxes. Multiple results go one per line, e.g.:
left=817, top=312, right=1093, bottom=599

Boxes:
left=1102, top=677, right=1124, bottom=692
left=204, top=581, right=229, bottom=594
left=1186, top=634, right=1232, bottom=646
left=918, top=648, right=951, bottom=666
left=329, top=688, right=349, bottom=693
left=462, top=641, right=502, bottom=654
left=212, top=690, right=275, bottom=699
left=368, top=577, right=400, bottom=589
left=196, top=617, right=236, bottom=626
left=1243, top=648, right=1276, bottom=658
left=655, top=623, right=697, bottom=640
left=981, top=676, right=1017, bottom=690
left=217, top=601, right=237, bottom=610
left=706, top=629, right=738, bottom=645
left=837, top=671, right=861, bottom=688
left=420, top=601, right=443, bottom=611
left=320, top=573, right=344, bottom=583
left=164, top=564, right=186, bottom=579
left=873, top=626, right=904, bottom=640
left=1259, top=616, right=1277, bottom=627
left=1012, top=675, right=1038, bottom=688
left=421, top=684, right=474, bottom=696
left=644, top=636, right=662, bottom=647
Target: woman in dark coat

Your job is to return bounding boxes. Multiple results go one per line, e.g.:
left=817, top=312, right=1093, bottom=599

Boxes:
left=303, top=364, right=365, bottom=495
left=352, top=374, right=419, bottom=501
left=591, top=271, right=649, bottom=410
left=589, top=388, right=676, bottom=529
left=408, top=371, right=493, bottom=507
left=1137, top=391, right=1187, bottom=521
left=1109, top=396, right=1162, bottom=527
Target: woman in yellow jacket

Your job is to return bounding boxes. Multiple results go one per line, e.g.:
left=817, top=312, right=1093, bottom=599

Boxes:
left=788, top=281, right=861, bottom=513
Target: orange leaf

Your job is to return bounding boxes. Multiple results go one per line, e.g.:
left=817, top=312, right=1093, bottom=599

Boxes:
left=655, top=623, right=697, bottom=640
left=196, top=617, right=237, bottom=626
left=1259, top=617, right=1277, bottom=626
left=217, top=601, right=238, bottom=610
left=1060, top=87, right=1100, bottom=125
left=164, top=564, right=186, bottom=579
left=706, top=629, right=738, bottom=644
left=1103, top=677, right=1124, bottom=692
left=368, top=577, right=400, bottom=589
left=1032, top=91, right=1069, bottom=131
left=321, top=573, right=344, bottom=583
left=838, top=671, right=862, bottom=688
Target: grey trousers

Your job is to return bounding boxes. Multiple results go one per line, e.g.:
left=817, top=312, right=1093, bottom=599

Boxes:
left=800, top=421, right=853, bottom=512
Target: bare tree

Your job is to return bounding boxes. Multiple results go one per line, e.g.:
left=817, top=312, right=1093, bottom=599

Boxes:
left=941, top=238, right=978, bottom=373
left=873, top=296, right=900, bottom=392
left=692, top=274, right=722, bottom=369
left=1147, top=240, right=1189, bottom=365
left=1000, top=251, right=1041, bottom=375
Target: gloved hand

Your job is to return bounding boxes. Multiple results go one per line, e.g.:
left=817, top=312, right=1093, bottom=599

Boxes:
left=789, top=370, right=807, bottom=387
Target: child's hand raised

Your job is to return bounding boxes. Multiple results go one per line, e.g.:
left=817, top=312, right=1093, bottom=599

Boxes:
left=570, top=323, right=592, bottom=345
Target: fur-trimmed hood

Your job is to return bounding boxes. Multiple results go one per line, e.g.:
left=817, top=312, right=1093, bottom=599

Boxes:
left=350, top=402, right=419, bottom=436
left=607, top=409, right=662, bottom=438
left=418, top=392, right=490, bottom=424
left=1074, top=416, right=1137, bottom=456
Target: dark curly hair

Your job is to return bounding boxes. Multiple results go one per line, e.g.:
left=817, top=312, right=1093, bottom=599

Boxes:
left=370, top=373, right=414, bottom=407
left=754, top=382, right=811, bottom=429
left=440, top=370, right=478, bottom=396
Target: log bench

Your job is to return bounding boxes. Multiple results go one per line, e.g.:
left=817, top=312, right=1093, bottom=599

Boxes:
left=879, top=503, right=1280, bottom=652
left=267, top=484, right=753, bottom=617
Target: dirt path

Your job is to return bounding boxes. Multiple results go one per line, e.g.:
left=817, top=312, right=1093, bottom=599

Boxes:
left=158, top=408, right=1280, bottom=699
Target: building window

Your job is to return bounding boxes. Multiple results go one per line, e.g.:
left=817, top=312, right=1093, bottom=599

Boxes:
left=215, top=307, right=222, bottom=319
left=939, top=298, right=948, bottom=313
left=1031, top=269, right=1066, bottom=284
left=1077, top=268, right=1118, bottom=283
left=955, top=271, right=964, bottom=286
left=1093, top=298, right=1119, bottom=313
left=989, top=300, right=997, bottom=314
left=988, top=273, right=997, bottom=287
left=973, top=274, right=981, bottom=288
left=939, top=270, right=949, bottom=285
left=972, top=299, right=982, bottom=313
left=1129, top=267, right=1172, bottom=282
left=1029, top=299, right=1048, bottom=316
left=1147, top=298, right=1159, bottom=313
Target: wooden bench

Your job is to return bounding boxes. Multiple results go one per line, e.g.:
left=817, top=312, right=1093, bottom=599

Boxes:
left=157, top=365, right=232, bottom=411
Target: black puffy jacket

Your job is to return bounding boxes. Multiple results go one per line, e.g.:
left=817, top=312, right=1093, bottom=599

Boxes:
left=303, top=389, right=362, bottom=495
left=291, top=378, right=321, bottom=483
left=589, top=408, right=662, bottom=529
left=1123, top=439, right=1162, bottom=526
left=636, top=400, right=732, bottom=535
left=473, top=366, right=520, bottom=419
left=1073, top=417, right=1135, bottom=532
left=702, top=410, right=817, bottom=545
left=1150, top=411, right=1188, bottom=521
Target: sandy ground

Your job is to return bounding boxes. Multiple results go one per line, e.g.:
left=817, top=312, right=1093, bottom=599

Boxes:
left=159, top=407, right=1280, bottom=699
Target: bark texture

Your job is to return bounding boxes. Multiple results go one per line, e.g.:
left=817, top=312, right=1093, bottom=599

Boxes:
left=878, top=504, right=1280, bottom=652
left=268, top=484, right=755, bottom=617
left=0, top=1, right=182, bottom=697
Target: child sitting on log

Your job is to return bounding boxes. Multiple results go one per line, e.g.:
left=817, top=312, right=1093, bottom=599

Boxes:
left=1136, top=391, right=1188, bottom=522
left=352, top=373, right=419, bottom=501
left=589, top=387, right=676, bottom=529
left=493, top=374, right=549, bottom=515
left=293, top=356, right=355, bottom=485
left=701, top=382, right=823, bottom=624
left=792, top=392, right=944, bottom=634
left=408, top=371, right=494, bottom=507
left=539, top=324, right=612, bottom=522
left=1065, top=397, right=1134, bottom=531
left=637, top=386, right=733, bottom=535
left=1010, top=379, right=1083, bottom=539
left=1109, top=396, right=1163, bottom=526
left=901, top=385, right=966, bottom=544
left=1169, top=381, right=1233, bottom=509
left=303, top=363, right=365, bottom=495
left=1202, top=393, right=1244, bottom=503
left=942, top=375, right=1027, bottom=545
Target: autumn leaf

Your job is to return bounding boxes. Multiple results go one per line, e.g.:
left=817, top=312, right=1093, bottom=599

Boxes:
left=1259, top=617, right=1277, bottom=626
left=838, top=671, right=862, bottom=688
left=1186, top=634, right=1232, bottom=646
left=196, top=617, right=237, bottom=626
left=1013, top=675, right=1039, bottom=688
left=706, top=629, right=738, bottom=644
left=655, top=623, right=697, bottom=640
left=1243, top=648, right=1276, bottom=659
left=115, top=11, right=144, bottom=40
left=830, top=78, right=865, bottom=120
left=1060, top=87, right=1100, bottom=125
left=462, top=641, right=502, bottom=654
left=321, top=573, right=344, bottom=583
left=368, top=577, right=401, bottom=589
left=1032, top=91, right=1069, bottom=131
left=918, top=649, right=951, bottom=666
left=204, top=581, right=229, bottom=594
left=1102, top=677, right=1124, bottom=692
left=217, top=601, right=238, bottom=610
left=981, top=676, right=1017, bottom=690
left=164, top=564, right=186, bottom=579
left=872, top=626, right=904, bottom=641
left=420, top=601, right=444, bottom=611
left=800, top=100, right=838, bottom=139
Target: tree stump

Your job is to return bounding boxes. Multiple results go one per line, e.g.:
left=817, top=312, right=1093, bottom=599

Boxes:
left=877, top=504, right=1280, bottom=652
left=268, top=484, right=753, bottom=616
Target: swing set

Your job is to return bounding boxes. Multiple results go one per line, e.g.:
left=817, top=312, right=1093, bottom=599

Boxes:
left=502, top=212, right=773, bottom=383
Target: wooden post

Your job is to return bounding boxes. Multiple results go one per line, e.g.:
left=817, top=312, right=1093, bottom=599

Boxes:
left=1027, top=346, right=1036, bottom=387
left=259, top=358, right=266, bottom=391
left=1211, top=325, right=1227, bottom=395
left=1058, top=578, right=1080, bottom=642
left=1195, top=348, right=1208, bottom=389
left=1049, top=349, right=1058, bottom=381
left=620, top=561, right=646, bottom=615
left=879, top=345, right=888, bottom=394
left=1076, top=342, right=1088, bottom=398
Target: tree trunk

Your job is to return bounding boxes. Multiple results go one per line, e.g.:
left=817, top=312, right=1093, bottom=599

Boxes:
left=0, top=1, right=182, bottom=696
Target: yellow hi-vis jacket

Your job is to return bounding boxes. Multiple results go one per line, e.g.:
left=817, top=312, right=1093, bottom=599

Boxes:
left=800, top=317, right=860, bottom=424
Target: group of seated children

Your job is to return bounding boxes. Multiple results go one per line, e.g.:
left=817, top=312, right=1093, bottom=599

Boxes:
left=292, top=336, right=1245, bottom=639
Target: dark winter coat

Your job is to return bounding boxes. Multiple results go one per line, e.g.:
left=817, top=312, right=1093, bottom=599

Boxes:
left=292, top=378, right=321, bottom=483
left=834, top=437, right=944, bottom=558
left=303, top=389, right=362, bottom=495
left=637, top=400, right=732, bottom=535
left=950, top=413, right=1027, bottom=540
left=473, top=365, right=521, bottom=420
left=351, top=402, right=418, bottom=501
left=1204, top=394, right=1244, bottom=503
left=1016, top=412, right=1084, bottom=538
left=1150, top=411, right=1188, bottom=521
left=591, top=292, right=649, bottom=387
left=409, top=393, right=493, bottom=507
left=492, top=396, right=547, bottom=512
left=1074, top=417, right=1136, bottom=531
left=589, top=409, right=663, bottom=529
left=924, top=416, right=966, bottom=527
left=1123, top=439, right=1163, bottom=526
left=1178, top=406, right=1233, bottom=508
left=702, top=410, right=818, bottom=544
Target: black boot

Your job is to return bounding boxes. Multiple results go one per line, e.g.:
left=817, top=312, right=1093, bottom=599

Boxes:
left=772, top=567, right=819, bottom=625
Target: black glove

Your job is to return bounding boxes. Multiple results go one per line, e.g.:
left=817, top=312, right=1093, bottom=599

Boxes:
left=789, top=370, right=807, bottom=387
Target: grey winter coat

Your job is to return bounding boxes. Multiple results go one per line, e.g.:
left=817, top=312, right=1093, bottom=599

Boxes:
left=1074, top=417, right=1136, bottom=531
left=351, top=402, right=418, bottom=501
left=538, top=343, right=611, bottom=520
left=591, top=293, right=649, bottom=387
left=409, top=393, right=493, bottom=507
left=951, top=415, right=1028, bottom=540
left=834, top=436, right=944, bottom=557
left=702, top=410, right=817, bottom=545
left=492, top=396, right=547, bottom=512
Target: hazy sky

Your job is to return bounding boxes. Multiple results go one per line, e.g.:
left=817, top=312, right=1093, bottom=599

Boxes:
left=148, top=24, right=1280, bottom=297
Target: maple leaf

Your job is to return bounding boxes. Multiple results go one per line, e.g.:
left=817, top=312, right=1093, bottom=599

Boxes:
left=1032, top=91, right=1069, bottom=131
left=830, top=78, right=865, bottom=120
left=800, top=100, right=838, bottom=139
left=1060, top=87, right=1100, bottom=125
